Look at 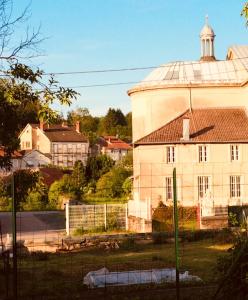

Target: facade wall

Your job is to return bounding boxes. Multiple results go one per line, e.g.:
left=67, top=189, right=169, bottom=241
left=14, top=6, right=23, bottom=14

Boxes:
left=133, top=143, right=248, bottom=209
left=103, top=149, right=129, bottom=161
left=35, top=129, right=51, bottom=154
left=131, top=85, right=248, bottom=142
left=51, top=142, right=89, bottom=167
left=19, top=124, right=33, bottom=150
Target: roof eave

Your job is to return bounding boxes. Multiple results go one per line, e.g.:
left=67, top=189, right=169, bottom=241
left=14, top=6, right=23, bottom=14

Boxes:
left=128, top=82, right=243, bottom=96
left=134, top=140, right=248, bottom=147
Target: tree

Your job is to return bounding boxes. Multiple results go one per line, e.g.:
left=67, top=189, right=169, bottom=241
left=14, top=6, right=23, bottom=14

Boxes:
left=85, top=154, right=115, bottom=183
left=13, top=169, right=40, bottom=210
left=100, top=108, right=127, bottom=136
left=0, top=177, right=11, bottom=211
left=241, top=2, right=248, bottom=25
left=96, top=166, right=131, bottom=198
left=0, top=1, right=78, bottom=169
left=122, top=177, right=132, bottom=198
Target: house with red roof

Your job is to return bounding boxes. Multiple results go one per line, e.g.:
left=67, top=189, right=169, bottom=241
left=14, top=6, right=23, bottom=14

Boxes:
left=19, top=121, right=89, bottom=168
left=98, top=135, right=132, bottom=161
left=128, top=20, right=248, bottom=230
left=133, top=107, right=248, bottom=229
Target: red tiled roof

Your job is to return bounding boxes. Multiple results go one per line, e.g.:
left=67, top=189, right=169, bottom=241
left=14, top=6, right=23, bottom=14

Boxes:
left=135, top=108, right=248, bottom=145
left=31, top=123, right=88, bottom=143
left=101, top=136, right=132, bottom=150
left=105, top=142, right=132, bottom=150
left=0, top=147, right=22, bottom=158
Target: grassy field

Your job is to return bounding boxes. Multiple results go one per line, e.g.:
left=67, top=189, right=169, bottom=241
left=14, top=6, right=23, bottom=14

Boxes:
left=0, top=237, right=232, bottom=299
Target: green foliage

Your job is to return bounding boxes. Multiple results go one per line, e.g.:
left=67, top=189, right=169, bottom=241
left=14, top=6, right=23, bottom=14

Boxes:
left=96, top=166, right=131, bottom=198
left=152, top=204, right=198, bottom=232
left=241, top=2, right=248, bottom=26
left=228, top=212, right=239, bottom=227
left=48, top=161, right=86, bottom=208
left=48, top=176, right=76, bottom=209
left=118, top=151, right=133, bottom=171
left=85, top=154, right=115, bottom=182
left=14, top=170, right=40, bottom=210
left=216, top=234, right=248, bottom=300
left=0, top=177, right=11, bottom=211
left=122, top=177, right=132, bottom=197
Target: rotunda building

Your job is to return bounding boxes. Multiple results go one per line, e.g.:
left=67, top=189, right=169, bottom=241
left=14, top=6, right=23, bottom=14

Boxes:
left=128, top=20, right=248, bottom=142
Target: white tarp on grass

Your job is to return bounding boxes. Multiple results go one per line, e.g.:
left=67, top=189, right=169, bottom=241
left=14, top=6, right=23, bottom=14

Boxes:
left=83, top=267, right=202, bottom=288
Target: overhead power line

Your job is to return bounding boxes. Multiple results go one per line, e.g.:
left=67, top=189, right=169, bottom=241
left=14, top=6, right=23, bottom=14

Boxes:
left=41, top=55, right=248, bottom=76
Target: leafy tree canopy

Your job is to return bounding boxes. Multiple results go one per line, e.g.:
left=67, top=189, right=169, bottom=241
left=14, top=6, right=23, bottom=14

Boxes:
left=0, top=0, right=78, bottom=168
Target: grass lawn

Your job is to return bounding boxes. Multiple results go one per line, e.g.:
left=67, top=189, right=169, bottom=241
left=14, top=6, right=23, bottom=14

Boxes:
left=0, top=238, right=231, bottom=299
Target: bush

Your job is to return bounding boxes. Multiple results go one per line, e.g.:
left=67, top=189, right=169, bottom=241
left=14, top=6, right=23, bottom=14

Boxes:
left=96, top=166, right=131, bottom=198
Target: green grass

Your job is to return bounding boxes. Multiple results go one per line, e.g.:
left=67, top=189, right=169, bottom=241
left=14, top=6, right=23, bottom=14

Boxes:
left=0, top=239, right=231, bottom=299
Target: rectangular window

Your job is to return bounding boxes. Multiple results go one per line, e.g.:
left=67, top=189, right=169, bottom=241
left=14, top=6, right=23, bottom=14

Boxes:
left=26, top=141, right=30, bottom=148
left=198, top=176, right=210, bottom=198
left=165, top=177, right=173, bottom=200
left=63, top=144, right=67, bottom=152
left=231, top=145, right=239, bottom=161
left=166, top=146, right=175, bottom=163
left=230, top=176, right=241, bottom=198
left=198, top=145, right=208, bottom=162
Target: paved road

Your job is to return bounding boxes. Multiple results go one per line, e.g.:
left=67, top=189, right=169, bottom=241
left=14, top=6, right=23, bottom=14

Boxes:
left=0, top=211, right=65, bottom=238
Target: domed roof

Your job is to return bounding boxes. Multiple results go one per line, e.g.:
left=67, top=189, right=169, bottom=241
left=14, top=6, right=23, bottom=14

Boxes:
left=200, top=24, right=215, bottom=37
left=127, top=46, right=248, bottom=95
left=200, top=16, right=215, bottom=37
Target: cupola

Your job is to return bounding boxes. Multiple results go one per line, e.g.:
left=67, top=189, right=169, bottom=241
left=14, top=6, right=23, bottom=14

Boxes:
left=200, top=15, right=216, bottom=61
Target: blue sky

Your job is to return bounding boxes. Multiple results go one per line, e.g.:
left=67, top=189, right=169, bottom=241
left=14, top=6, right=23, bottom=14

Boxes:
left=14, top=0, right=248, bottom=116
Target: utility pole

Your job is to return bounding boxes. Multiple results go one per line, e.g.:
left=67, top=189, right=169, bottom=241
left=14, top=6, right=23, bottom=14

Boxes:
left=11, top=172, right=17, bottom=300
left=173, top=168, right=180, bottom=300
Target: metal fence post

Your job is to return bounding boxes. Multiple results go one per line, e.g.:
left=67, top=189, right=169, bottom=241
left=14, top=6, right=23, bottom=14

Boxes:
left=173, top=168, right=180, bottom=300
left=104, top=204, right=107, bottom=231
left=11, top=173, right=17, bottom=300
left=125, top=203, right=128, bottom=231
left=65, top=203, right=70, bottom=235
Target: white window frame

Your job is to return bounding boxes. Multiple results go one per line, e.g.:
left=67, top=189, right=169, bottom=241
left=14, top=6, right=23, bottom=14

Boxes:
left=164, top=177, right=173, bottom=201
left=166, top=146, right=175, bottom=163
left=198, top=176, right=211, bottom=199
left=198, top=145, right=208, bottom=163
left=230, top=175, right=241, bottom=198
left=230, top=144, right=240, bottom=162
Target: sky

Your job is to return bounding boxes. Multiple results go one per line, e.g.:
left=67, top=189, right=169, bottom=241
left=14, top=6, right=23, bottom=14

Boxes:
left=13, top=0, right=248, bottom=117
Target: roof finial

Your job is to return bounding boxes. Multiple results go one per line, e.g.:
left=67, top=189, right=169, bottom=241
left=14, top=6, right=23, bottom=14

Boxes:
left=205, top=14, right=209, bottom=25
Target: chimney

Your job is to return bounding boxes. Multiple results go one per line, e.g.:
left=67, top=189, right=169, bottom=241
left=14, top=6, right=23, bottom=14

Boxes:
left=75, top=121, right=80, bottom=133
left=182, top=118, right=190, bottom=140
left=40, top=120, right=44, bottom=131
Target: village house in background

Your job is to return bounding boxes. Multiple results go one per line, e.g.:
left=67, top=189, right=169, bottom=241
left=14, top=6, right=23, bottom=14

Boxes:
left=97, top=135, right=132, bottom=161
left=128, top=18, right=248, bottom=230
left=19, top=121, right=89, bottom=168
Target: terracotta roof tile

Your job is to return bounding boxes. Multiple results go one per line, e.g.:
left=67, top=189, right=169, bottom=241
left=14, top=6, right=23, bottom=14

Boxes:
left=135, top=108, right=248, bottom=145
left=31, top=123, right=88, bottom=143
left=101, top=136, right=132, bottom=150
left=0, top=147, right=22, bottom=158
